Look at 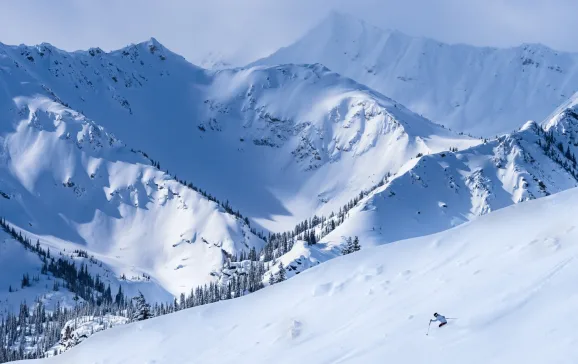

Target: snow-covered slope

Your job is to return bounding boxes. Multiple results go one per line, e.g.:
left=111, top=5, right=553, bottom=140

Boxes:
left=0, top=229, right=81, bottom=316
left=47, top=315, right=129, bottom=357
left=253, top=12, right=578, bottom=137
left=24, top=186, right=578, bottom=364
left=0, top=44, right=264, bottom=309
left=321, top=96, right=578, bottom=247
left=261, top=96, right=578, bottom=280
left=0, top=40, right=479, bottom=233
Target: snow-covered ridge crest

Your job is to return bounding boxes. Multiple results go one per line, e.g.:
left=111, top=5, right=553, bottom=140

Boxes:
left=253, top=11, right=578, bottom=137
left=0, top=36, right=479, bottom=232
left=259, top=96, right=578, bottom=280
left=542, top=91, right=578, bottom=134
left=319, top=105, right=578, bottom=248
left=205, top=63, right=469, bottom=161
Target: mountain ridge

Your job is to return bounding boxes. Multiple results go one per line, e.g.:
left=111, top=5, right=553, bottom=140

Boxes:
left=253, top=12, right=578, bottom=137
left=264, top=96, right=578, bottom=280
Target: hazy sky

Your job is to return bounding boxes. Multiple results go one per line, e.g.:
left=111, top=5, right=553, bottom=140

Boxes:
left=1, top=0, right=577, bottom=65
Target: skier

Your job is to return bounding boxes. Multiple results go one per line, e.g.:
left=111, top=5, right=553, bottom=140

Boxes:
left=430, top=313, right=447, bottom=328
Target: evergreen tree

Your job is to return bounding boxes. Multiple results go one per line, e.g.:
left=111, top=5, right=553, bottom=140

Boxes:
left=352, top=236, right=361, bottom=252
left=179, top=293, right=186, bottom=310
left=341, top=237, right=353, bottom=255
left=276, top=262, right=286, bottom=283
left=308, top=231, right=317, bottom=245
left=131, top=292, right=152, bottom=322
left=115, top=285, right=124, bottom=306
left=21, top=274, right=30, bottom=288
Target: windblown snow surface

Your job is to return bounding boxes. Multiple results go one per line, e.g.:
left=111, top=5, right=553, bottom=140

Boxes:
left=23, top=187, right=578, bottom=364
left=254, top=11, right=578, bottom=137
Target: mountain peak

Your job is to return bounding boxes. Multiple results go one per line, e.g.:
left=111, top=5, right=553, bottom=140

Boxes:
left=254, top=13, right=578, bottom=137
left=144, top=37, right=164, bottom=50
left=128, top=37, right=167, bottom=54
left=542, top=92, right=578, bottom=132
left=315, top=10, right=399, bottom=40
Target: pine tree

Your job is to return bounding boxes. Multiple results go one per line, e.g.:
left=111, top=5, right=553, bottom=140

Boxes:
left=341, top=237, right=353, bottom=255
left=179, top=293, right=186, bottom=310
left=131, top=292, right=152, bottom=322
left=115, top=285, right=124, bottom=306
left=21, top=274, right=30, bottom=288
left=308, top=231, right=317, bottom=245
left=276, top=262, right=286, bottom=283
left=352, top=236, right=361, bottom=252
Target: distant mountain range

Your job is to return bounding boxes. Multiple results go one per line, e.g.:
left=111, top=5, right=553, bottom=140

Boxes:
left=254, top=11, right=578, bottom=137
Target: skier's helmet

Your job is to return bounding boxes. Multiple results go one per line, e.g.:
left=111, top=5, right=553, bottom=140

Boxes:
left=433, top=313, right=438, bottom=316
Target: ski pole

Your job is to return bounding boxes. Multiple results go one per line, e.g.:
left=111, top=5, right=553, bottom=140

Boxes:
left=426, top=321, right=431, bottom=336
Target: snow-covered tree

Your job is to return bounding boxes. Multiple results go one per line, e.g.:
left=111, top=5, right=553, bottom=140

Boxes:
left=341, top=236, right=361, bottom=255
left=132, top=292, right=152, bottom=322
left=352, top=236, right=361, bottom=252
left=276, top=262, right=286, bottom=283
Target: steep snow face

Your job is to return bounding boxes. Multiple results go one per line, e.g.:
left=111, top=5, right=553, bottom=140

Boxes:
left=199, top=64, right=479, bottom=231
left=320, top=102, right=578, bottom=249
left=262, top=99, right=578, bottom=279
left=26, top=187, right=578, bottom=364
left=254, top=12, right=578, bottom=137
left=0, top=46, right=264, bottom=306
left=0, top=41, right=479, bottom=232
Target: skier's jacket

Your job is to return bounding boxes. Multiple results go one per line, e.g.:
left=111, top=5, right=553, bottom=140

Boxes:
left=432, top=314, right=447, bottom=324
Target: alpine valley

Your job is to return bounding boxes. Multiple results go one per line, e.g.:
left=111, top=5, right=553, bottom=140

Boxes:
left=0, top=11, right=577, bottom=364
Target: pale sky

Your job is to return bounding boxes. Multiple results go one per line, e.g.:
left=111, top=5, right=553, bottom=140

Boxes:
left=1, top=0, right=577, bottom=65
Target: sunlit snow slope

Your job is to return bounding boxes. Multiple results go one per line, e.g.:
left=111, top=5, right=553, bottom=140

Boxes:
left=254, top=12, right=578, bottom=137
left=322, top=98, right=578, bottom=247
left=26, top=187, right=578, bottom=364
left=0, top=40, right=478, bottom=232
left=259, top=95, right=578, bottom=280
left=0, top=46, right=264, bottom=305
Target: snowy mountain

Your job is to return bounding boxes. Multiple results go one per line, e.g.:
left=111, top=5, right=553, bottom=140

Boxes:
left=196, top=51, right=237, bottom=70
left=330, top=95, right=578, bottom=244
left=24, top=186, right=578, bottom=364
left=253, top=12, right=578, bottom=137
left=0, top=39, right=479, bottom=234
left=261, top=94, right=578, bottom=280
left=4, top=34, right=578, bottom=362
left=0, top=36, right=482, bottom=322
left=0, top=41, right=266, bottom=314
